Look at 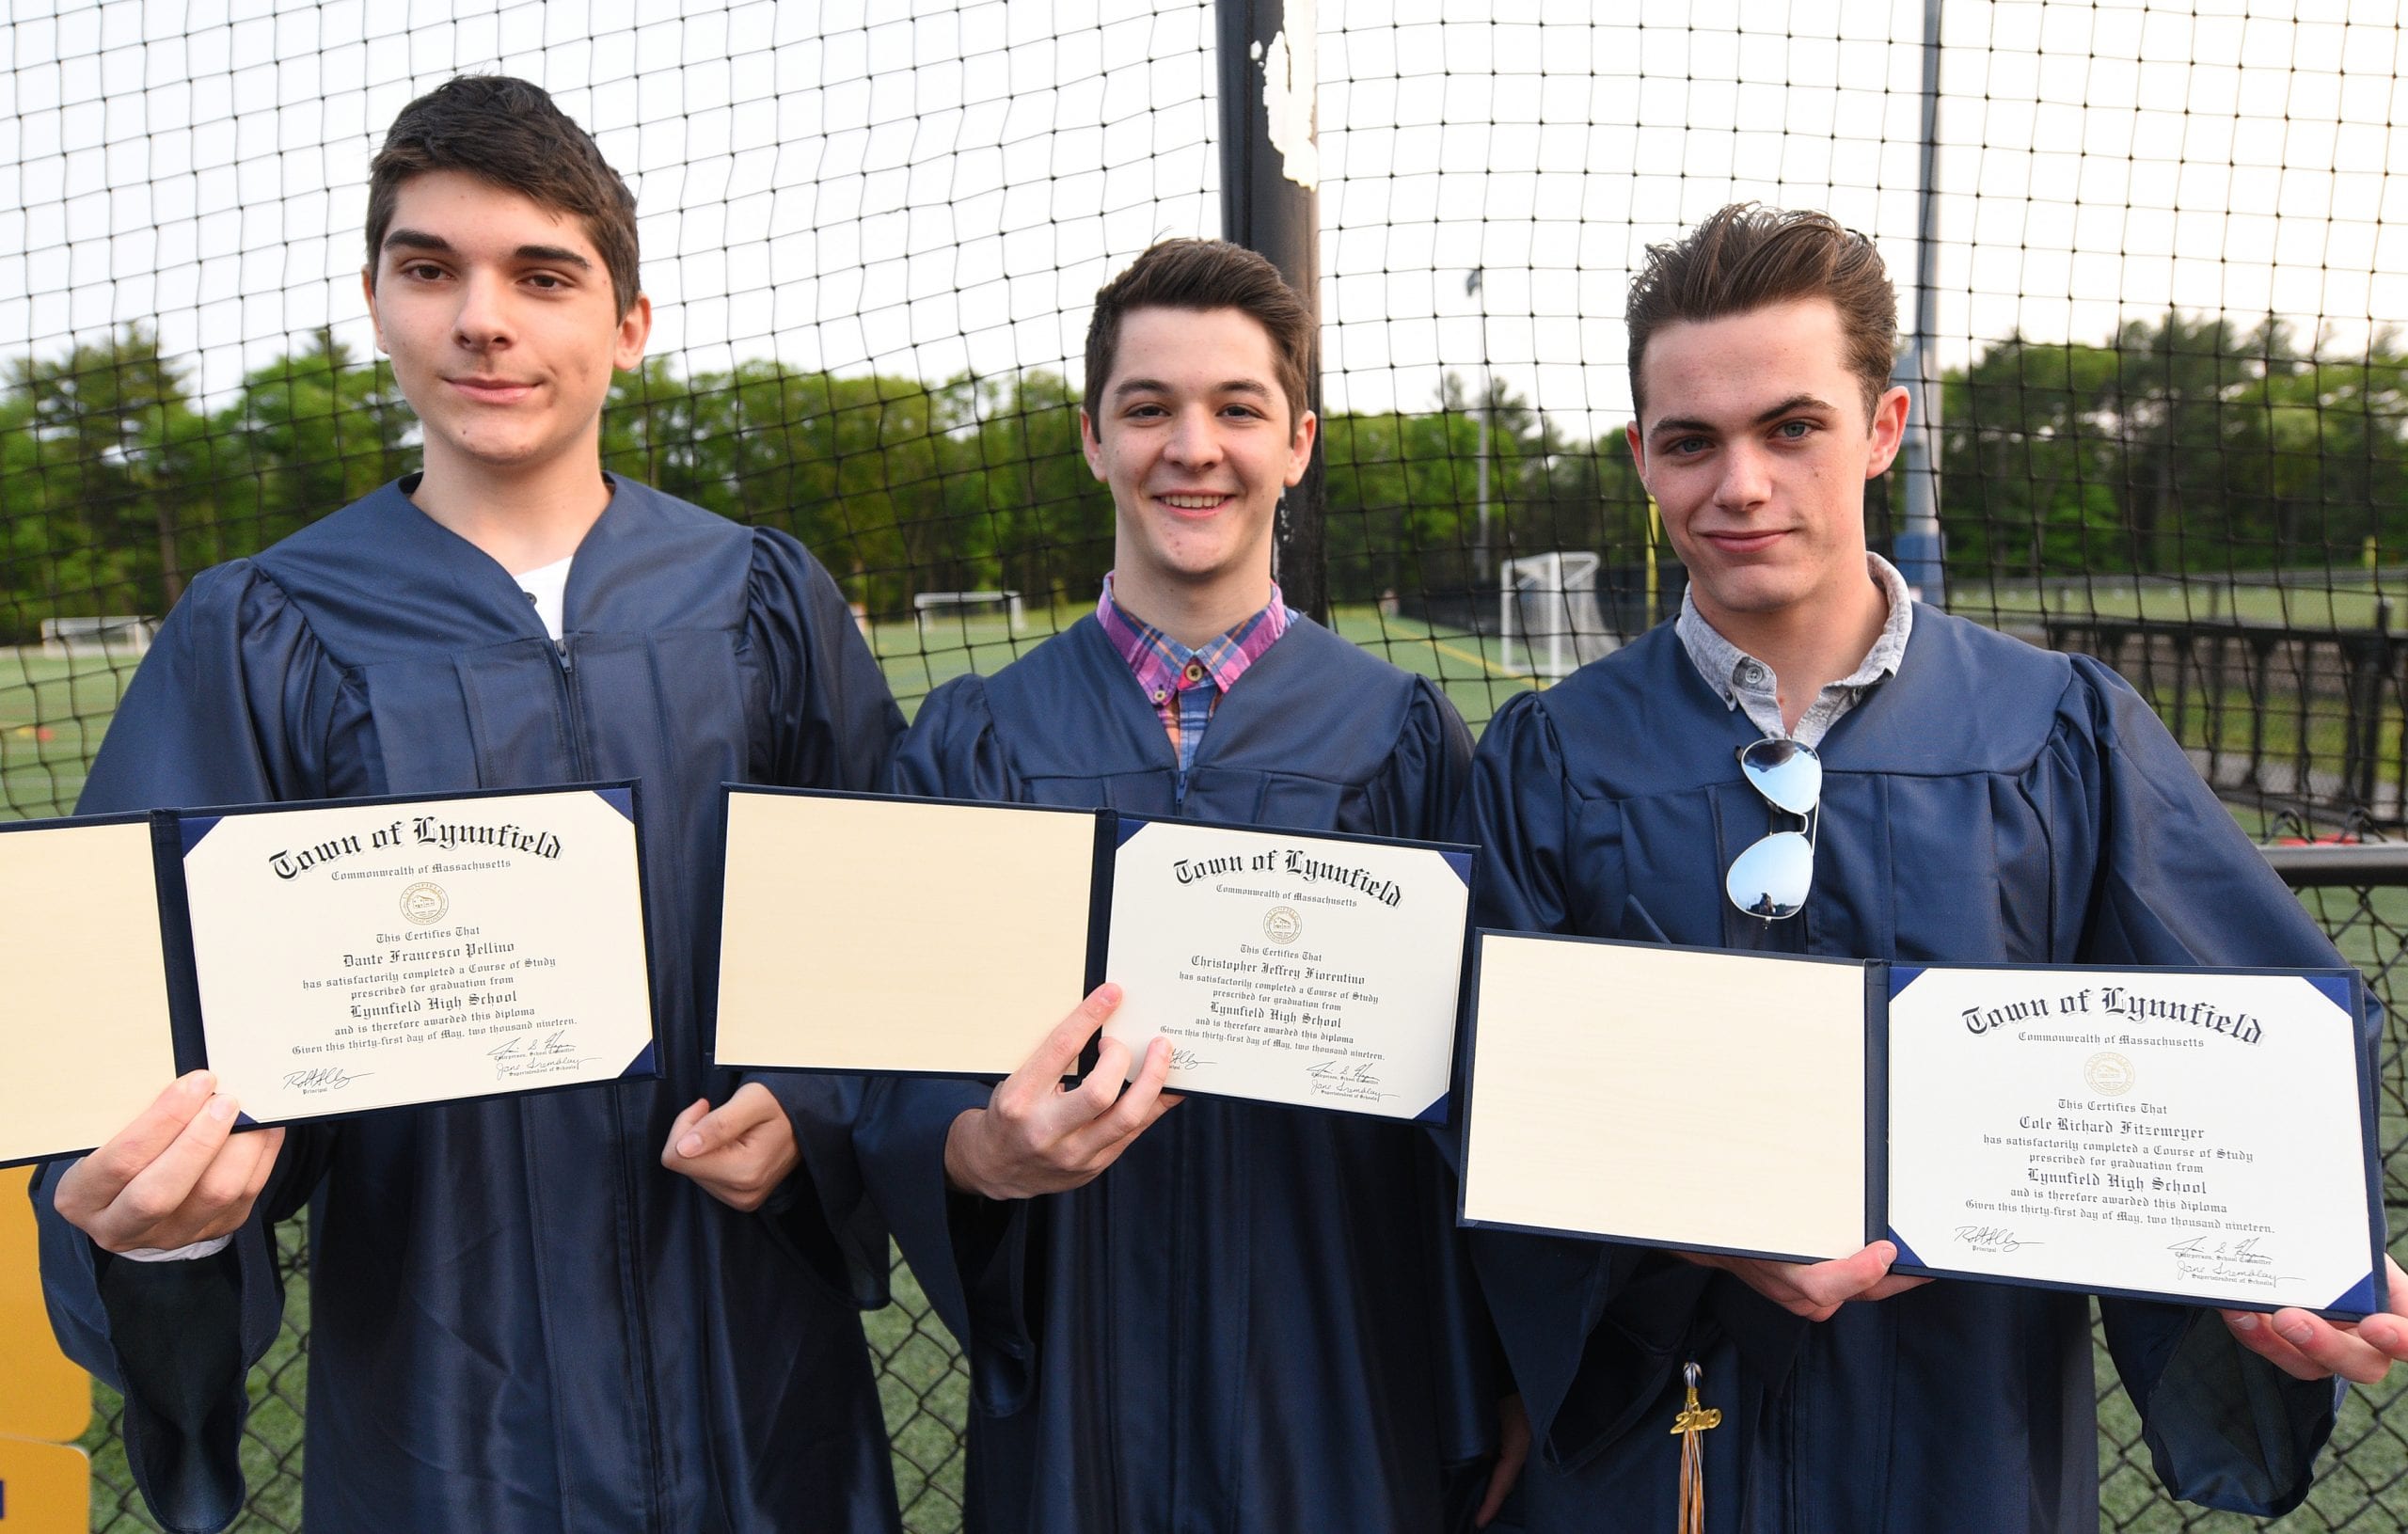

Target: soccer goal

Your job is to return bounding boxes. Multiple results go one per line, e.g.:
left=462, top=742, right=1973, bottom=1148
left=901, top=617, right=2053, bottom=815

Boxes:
left=913, top=590, right=1027, bottom=641
left=1499, top=553, right=1617, bottom=678
left=40, top=615, right=158, bottom=658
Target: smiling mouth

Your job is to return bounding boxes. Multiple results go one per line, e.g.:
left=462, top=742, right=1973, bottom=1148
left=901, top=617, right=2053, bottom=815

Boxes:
left=1156, top=493, right=1234, bottom=513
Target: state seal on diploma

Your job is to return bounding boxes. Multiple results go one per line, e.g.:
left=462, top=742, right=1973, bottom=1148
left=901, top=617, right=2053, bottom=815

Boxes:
left=0, top=784, right=658, bottom=1167
left=714, top=788, right=1474, bottom=1121
left=1459, top=935, right=2386, bottom=1318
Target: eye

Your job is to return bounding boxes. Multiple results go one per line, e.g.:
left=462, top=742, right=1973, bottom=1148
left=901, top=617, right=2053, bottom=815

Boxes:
left=525, top=272, right=569, bottom=291
left=400, top=261, right=447, bottom=282
left=1775, top=419, right=1814, bottom=440
left=1125, top=402, right=1169, bottom=419
left=1667, top=435, right=1711, bottom=456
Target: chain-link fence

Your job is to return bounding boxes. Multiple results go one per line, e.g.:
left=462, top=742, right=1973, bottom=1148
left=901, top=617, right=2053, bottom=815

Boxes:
left=7, top=0, right=2405, bottom=1527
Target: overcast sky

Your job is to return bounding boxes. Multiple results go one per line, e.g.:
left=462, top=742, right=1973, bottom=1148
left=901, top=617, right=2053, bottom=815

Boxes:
left=1, top=0, right=2399, bottom=433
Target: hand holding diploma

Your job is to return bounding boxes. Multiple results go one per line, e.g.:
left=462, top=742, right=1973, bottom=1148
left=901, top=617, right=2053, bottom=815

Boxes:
left=1676, top=1241, right=1931, bottom=1323
left=943, top=985, right=1181, bottom=1200
left=661, top=1083, right=799, bottom=1212
left=55, top=1071, right=286, bottom=1255
left=2222, top=1255, right=2408, bottom=1385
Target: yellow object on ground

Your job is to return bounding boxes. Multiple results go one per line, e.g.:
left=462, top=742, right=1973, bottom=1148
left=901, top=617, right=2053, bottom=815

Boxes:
left=0, top=1165, right=90, bottom=1528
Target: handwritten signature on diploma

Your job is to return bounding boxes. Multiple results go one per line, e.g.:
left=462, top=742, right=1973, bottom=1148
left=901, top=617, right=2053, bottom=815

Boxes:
left=1953, top=1225, right=2042, bottom=1254
left=1167, top=1048, right=1215, bottom=1070
left=1304, top=1058, right=1390, bottom=1100
left=487, top=1030, right=594, bottom=1081
left=2166, top=1233, right=2294, bottom=1288
left=282, top=1067, right=375, bottom=1095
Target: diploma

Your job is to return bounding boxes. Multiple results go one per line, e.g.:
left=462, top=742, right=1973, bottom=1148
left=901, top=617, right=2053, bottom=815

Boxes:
left=714, top=788, right=1474, bottom=1121
left=1884, top=965, right=2380, bottom=1314
left=1459, top=934, right=2385, bottom=1317
left=178, top=785, right=656, bottom=1125
left=1097, top=818, right=1469, bottom=1118
left=0, top=785, right=657, bottom=1166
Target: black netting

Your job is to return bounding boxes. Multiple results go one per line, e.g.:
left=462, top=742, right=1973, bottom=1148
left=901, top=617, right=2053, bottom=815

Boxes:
left=6, top=2, right=2404, bottom=1527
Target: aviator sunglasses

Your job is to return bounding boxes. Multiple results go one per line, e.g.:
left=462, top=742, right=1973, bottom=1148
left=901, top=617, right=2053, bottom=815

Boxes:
left=1724, top=737, right=1820, bottom=920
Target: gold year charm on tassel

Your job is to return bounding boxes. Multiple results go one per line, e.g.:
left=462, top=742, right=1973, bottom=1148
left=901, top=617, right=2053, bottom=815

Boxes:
left=1671, top=1359, right=1719, bottom=1534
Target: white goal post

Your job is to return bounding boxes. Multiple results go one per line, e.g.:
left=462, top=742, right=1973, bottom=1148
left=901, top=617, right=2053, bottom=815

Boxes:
left=913, top=590, right=1027, bottom=638
left=1499, top=553, right=1617, bottom=679
left=40, top=615, right=159, bottom=658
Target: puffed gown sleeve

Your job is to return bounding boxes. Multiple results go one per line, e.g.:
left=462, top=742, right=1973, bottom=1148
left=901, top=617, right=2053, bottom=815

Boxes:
left=737, top=530, right=911, bottom=1308
left=2054, top=657, right=2354, bottom=1516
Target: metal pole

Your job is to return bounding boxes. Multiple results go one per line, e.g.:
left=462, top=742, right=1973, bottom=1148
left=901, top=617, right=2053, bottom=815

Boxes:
left=1476, top=376, right=1492, bottom=586
left=1468, top=267, right=1490, bottom=585
left=1892, top=0, right=1947, bottom=608
left=1218, top=0, right=1326, bottom=621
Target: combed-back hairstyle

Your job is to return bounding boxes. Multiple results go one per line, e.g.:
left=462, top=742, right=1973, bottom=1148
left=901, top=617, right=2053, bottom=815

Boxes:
left=1625, top=204, right=1897, bottom=421
left=367, top=75, right=642, bottom=318
left=1083, top=240, right=1314, bottom=427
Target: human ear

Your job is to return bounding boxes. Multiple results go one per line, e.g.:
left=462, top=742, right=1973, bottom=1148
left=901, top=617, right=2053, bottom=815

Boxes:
left=1863, top=385, right=1911, bottom=478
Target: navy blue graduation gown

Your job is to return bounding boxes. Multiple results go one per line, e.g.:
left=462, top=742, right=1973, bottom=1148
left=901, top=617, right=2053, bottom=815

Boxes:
left=1462, top=611, right=2356, bottom=1533
left=31, top=479, right=909, bottom=1533
left=860, top=614, right=1497, bottom=1533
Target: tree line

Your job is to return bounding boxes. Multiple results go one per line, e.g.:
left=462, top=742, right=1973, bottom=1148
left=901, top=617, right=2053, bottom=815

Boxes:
left=1, top=313, right=2400, bottom=641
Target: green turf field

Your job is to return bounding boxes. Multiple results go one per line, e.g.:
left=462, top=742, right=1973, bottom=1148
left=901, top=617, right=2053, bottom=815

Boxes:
left=1959, top=571, right=2408, bottom=631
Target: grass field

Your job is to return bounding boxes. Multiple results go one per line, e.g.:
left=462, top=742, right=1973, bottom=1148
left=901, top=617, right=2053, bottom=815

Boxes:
left=1959, top=570, right=2408, bottom=632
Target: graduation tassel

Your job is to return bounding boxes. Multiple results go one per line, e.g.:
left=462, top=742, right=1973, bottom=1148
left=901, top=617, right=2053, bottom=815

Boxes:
left=1671, top=1360, right=1720, bottom=1534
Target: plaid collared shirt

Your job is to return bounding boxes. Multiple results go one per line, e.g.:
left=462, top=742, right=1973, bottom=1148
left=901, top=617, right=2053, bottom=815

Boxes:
left=1096, top=574, right=1294, bottom=790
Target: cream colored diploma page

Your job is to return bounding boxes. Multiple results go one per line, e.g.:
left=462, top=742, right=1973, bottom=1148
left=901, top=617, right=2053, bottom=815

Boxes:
left=1462, top=935, right=1871, bottom=1261
left=178, top=788, right=654, bottom=1123
left=714, top=790, right=1100, bottom=1077
left=0, top=818, right=179, bottom=1165
left=1100, top=820, right=1471, bottom=1119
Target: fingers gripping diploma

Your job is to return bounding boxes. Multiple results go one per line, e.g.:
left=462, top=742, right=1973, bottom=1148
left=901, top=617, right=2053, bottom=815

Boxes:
left=2222, top=1255, right=2408, bottom=1386
left=661, top=1082, right=800, bottom=1213
left=943, top=984, right=1182, bottom=1201
left=54, top=1071, right=287, bottom=1256
left=1677, top=1241, right=1930, bottom=1323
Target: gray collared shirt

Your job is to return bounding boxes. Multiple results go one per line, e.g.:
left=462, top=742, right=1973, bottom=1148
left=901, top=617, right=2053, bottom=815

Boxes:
left=1674, top=553, right=1915, bottom=747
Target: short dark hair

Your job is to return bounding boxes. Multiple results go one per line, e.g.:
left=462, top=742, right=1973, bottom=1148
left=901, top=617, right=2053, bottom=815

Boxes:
left=367, top=76, right=642, bottom=318
left=1083, top=240, right=1314, bottom=427
left=1625, top=204, right=1897, bottom=420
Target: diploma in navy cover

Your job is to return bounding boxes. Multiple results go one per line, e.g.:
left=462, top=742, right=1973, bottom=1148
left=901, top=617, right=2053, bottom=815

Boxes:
left=0, top=785, right=657, bottom=1166
left=1460, top=933, right=2384, bottom=1317
left=714, top=787, right=1473, bottom=1120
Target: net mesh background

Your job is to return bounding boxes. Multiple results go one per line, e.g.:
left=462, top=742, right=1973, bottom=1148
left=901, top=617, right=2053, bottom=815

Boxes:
left=2, top=1, right=2402, bottom=1527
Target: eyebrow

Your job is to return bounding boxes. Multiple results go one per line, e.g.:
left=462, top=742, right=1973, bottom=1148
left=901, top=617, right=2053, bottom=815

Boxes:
left=1647, top=393, right=1838, bottom=440
left=1112, top=376, right=1275, bottom=402
left=381, top=229, right=594, bottom=270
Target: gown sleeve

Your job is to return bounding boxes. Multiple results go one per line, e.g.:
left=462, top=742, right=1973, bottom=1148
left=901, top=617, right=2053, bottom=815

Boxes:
left=737, top=530, right=911, bottom=1309
left=30, top=561, right=344, bottom=1534
left=1455, top=690, right=1724, bottom=1472
left=850, top=676, right=1038, bottom=1413
left=2054, top=656, right=2353, bottom=1517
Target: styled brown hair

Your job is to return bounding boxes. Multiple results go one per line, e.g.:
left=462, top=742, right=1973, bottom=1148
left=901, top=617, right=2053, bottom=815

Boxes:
left=367, top=76, right=642, bottom=318
left=1083, top=240, right=1314, bottom=427
left=1625, top=204, right=1897, bottom=421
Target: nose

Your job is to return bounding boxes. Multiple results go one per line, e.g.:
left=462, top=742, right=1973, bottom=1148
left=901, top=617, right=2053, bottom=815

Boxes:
left=452, top=271, right=512, bottom=351
left=1163, top=404, right=1222, bottom=468
left=1714, top=442, right=1770, bottom=511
